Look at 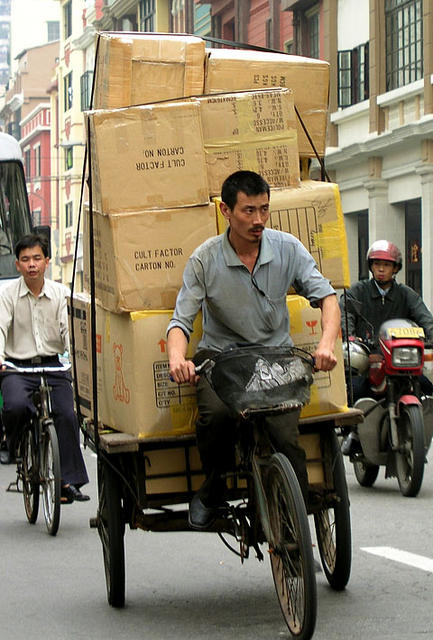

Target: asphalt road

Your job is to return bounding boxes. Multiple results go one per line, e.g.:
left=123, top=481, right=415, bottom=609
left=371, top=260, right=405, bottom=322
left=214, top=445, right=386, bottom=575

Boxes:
left=1, top=443, right=433, bottom=640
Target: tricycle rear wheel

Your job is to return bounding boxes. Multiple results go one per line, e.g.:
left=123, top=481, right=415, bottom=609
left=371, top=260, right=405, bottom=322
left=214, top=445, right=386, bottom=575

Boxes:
left=97, top=457, right=125, bottom=607
left=314, top=431, right=351, bottom=590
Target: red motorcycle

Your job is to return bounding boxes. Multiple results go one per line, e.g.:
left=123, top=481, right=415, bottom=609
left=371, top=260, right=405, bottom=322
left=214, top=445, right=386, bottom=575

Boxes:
left=343, top=315, right=433, bottom=497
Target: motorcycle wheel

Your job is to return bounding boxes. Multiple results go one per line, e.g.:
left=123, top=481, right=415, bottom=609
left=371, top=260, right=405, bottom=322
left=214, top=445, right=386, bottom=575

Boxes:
left=353, top=460, right=379, bottom=487
left=395, top=404, right=425, bottom=497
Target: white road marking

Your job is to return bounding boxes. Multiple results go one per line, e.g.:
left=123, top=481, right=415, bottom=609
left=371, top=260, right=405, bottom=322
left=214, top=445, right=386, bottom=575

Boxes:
left=361, top=546, right=433, bottom=572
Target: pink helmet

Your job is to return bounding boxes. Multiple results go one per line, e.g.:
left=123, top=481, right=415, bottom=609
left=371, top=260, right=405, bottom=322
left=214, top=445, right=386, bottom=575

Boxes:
left=367, top=240, right=402, bottom=272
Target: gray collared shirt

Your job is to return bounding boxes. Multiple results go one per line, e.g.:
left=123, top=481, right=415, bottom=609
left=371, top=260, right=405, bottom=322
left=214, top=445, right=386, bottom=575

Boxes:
left=0, top=276, right=70, bottom=362
left=167, top=228, right=335, bottom=351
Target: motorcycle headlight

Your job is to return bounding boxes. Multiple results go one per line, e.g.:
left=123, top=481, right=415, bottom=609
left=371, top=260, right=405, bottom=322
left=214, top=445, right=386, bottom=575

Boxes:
left=392, top=347, right=422, bottom=367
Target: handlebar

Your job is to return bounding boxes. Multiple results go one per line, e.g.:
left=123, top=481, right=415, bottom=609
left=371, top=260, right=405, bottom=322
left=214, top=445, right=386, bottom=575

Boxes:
left=2, top=360, right=72, bottom=374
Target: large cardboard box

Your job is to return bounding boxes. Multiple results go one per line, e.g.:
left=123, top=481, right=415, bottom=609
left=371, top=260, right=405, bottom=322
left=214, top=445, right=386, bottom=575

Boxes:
left=86, top=100, right=209, bottom=213
left=204, top=49, right=329, bottom=158
left=214, top=180, right=350, bottom=289
left=83, top=203, right=217, bottom=313
left=93, top=32, right=206, bottom=109
left=287, top=295, right=348, bottom=418
left=98, top=309, right=203, bottom=439
left=70, top=302, right=203, bottom=439
left=197, top=88, right=300, bottom=196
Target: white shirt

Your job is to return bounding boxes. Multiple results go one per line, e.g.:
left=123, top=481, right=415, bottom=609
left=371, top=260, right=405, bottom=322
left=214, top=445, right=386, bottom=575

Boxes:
left=0, top=276, right=70, bottom=362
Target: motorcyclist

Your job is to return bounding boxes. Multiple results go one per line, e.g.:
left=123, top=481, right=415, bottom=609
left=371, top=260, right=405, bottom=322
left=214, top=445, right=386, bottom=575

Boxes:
left=340, top=239, right=433, bottom=454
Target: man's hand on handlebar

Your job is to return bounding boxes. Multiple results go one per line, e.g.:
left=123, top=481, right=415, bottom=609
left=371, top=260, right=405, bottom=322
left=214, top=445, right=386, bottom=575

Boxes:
left=169, top=356, right=199, bottom=386
left=312, top=346, right=337, bottom=372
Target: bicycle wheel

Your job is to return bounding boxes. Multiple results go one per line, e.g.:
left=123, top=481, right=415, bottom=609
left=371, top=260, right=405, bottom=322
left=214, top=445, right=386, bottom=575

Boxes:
left=40, top=419, right=61, bottom=536
left=314, top=431, right=351, bottom=590
left=264, top=452, right=317, bottom=640
left=97, top=457, right=125, bottom=607
left=395, top=404, right=425, bottom=497
left=21, top=426, right=40, bottom=524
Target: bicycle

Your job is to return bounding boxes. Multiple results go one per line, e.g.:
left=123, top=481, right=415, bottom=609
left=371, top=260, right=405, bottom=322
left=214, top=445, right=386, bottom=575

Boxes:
left=195, top=345, right=317, bottom=639
left=4, top=360, right=71, bottom=536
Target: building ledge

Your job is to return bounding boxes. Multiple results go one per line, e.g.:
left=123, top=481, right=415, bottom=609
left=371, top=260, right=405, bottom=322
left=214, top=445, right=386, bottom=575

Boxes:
left=324, top=115, right=433, bottom=168
left=330, top=100, right=369, bottom=125
left=377, top=78, right=424, bottom=107
left=74, top=25, right=97, bottom=51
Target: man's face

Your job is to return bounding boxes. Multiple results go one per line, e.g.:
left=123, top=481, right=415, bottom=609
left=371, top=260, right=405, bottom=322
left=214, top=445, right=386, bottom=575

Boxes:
left=221, top=190, right=270, bottom=246
left=371, top=259, right=398, bottom=288
left=16, top=245, right=49, bottom=285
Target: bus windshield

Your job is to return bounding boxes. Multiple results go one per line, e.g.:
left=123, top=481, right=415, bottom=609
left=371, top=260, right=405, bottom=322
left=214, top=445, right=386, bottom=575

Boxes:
left=0, top=160, right=33, bottom=279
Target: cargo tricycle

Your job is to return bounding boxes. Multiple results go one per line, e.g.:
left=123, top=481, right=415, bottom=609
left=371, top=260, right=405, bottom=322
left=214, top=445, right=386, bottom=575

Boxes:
left=81, top=352, right=362, bottom=640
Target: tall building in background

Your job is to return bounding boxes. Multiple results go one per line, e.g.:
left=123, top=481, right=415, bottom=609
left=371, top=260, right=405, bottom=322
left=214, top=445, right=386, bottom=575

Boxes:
left=0, top=0, right=11, bottom=97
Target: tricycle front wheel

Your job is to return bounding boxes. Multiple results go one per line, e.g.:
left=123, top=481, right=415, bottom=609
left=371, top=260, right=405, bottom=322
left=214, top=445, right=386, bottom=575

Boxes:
left=97, top=457, right=125, bottom=607
left=265, top=452, right=317, bottom=640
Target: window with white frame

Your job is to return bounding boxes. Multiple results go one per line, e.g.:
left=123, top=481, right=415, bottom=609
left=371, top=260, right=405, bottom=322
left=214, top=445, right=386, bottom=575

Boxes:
left=34, top=144, right=41, bottom=177
left=385, top=0, right=423, bottom=91
left=338, top=42, right=369, bottom=108
left=64, top=0, right=72, bottom=39
left=65, top=146, right=73, bottom=171
left=64, top=72, right=73, bottom=111
left=65, top=202, right=73, bottom=228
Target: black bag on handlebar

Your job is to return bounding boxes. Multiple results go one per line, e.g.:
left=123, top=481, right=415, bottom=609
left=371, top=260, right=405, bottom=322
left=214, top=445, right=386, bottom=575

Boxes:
left=204, top=345, right=314, bottom=416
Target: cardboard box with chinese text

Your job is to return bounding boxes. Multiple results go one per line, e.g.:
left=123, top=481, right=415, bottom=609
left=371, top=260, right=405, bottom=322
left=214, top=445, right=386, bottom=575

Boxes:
left=204, top=48, right=329, bottom=158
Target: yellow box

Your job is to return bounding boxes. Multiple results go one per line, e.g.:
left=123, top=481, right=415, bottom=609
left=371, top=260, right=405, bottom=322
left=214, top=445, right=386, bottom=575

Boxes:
left=214, top=180, right=350, bottom=289
left=197, top=88, right=300, bottom=196
left=83, top=203, right=217, bottom=312
left=204, top=48, right=329, bottom=158
left=86, top=100, right=209, bottom=213
left=299, top=433, right=324, bottom=484
left=93, top=32, right=206, bottom=109
left=288, top=295, right=348, bottom=418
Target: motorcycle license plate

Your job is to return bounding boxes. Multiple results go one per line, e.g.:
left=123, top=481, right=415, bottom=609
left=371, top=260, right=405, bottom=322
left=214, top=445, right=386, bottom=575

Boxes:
left=388, top=327, right=425, bottom=338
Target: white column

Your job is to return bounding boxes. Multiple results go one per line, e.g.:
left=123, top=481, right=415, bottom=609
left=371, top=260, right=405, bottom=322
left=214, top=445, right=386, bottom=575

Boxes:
left=416, top=164, right=433, bottom=310
left=362, top=177, right=405, bottom=273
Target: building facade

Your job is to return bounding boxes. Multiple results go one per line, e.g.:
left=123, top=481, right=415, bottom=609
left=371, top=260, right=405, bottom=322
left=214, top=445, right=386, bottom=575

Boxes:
left=296, top=0, right=433, bottom=310
left=20, top=104, right=52, bottom=229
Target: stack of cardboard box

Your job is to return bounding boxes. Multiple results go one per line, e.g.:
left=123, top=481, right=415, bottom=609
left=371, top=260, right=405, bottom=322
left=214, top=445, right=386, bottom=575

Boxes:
left=74, top=32, right=349, bottom=441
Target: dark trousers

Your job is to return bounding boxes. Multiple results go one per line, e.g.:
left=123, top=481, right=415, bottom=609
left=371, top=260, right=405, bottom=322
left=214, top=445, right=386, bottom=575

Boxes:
left=1, top=371, right=88, bottom=487
left=195, top=375, right=309, bottom=503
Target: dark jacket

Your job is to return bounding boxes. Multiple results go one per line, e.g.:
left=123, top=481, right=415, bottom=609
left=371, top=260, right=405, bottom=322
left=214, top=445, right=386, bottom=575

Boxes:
left=340, top=278, right=433, bottom=343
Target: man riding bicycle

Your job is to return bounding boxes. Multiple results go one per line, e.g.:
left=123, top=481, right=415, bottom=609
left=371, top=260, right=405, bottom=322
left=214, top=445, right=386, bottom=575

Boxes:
left=167, top=171, right=340, bottom=530
left=0, top=233, right=89, bottom=503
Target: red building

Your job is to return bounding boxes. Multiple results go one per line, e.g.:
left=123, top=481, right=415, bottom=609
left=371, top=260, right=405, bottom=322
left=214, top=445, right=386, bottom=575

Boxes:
left=201, top=0, right=294, bottom=52
left=20, top=104, right=52, bottom=228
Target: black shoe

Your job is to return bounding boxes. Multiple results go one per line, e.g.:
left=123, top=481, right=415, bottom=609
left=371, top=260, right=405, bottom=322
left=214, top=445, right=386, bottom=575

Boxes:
left=341, top=432, right=361, bottom=456
left=61, top=485, right=90, bottom=503
left=188, top=493, right=219, bottom=530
